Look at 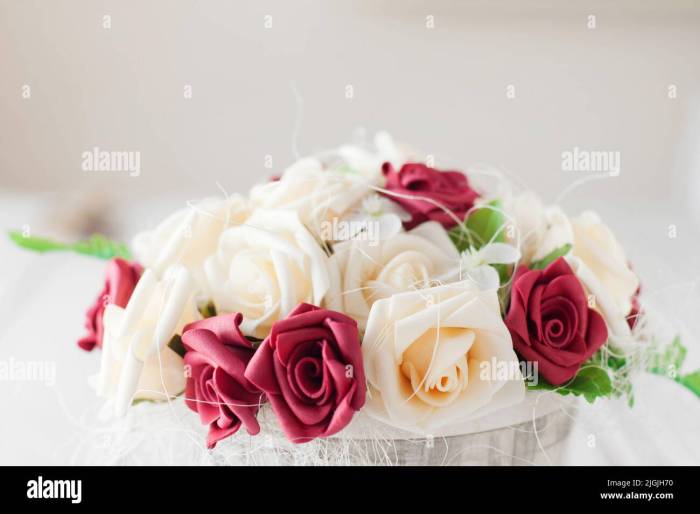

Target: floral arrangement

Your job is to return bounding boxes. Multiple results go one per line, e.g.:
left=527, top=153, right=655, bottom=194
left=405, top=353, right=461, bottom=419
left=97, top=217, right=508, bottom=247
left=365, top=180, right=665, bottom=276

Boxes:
left=11, top=132, right=700, bottom=449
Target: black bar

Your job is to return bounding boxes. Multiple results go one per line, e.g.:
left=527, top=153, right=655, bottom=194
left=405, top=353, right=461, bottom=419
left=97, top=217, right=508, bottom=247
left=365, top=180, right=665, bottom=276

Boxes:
left=0, top=466, right=694, bottom=507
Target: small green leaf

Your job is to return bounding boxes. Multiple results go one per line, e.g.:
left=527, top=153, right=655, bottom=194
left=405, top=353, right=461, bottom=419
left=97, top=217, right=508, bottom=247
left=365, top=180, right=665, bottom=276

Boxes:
left=9, top=231, right=69, bottom=253
left=167, top=335, right=186, bottom=358
left=8, top=231, right=130, bottom=260
left=448, top=199, right=506, bottom=252
left=72, top=234, right=131, bottom=260
left=679, top=370, right=700, bottom=398
left=527, top=365, right=612, bottom=403
left=529, top=244, right=572, bottom=270
left=606, top=354, right=628, bottom=371
left=648, top=335, right=686, bottom=377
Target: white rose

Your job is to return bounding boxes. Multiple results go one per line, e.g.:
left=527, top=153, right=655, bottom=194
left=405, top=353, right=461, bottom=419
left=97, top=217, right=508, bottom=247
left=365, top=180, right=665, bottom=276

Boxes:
left=131, top=195, right=250, bottom=298
left=571, top=211, right=639, bottom=317
left=504, top=191, right=573, bottom=263
left=362, top=281, right=525, bottom=432
left=249, top=158, right=372, bottom=235
left=335, top=130, right=408, bottom=181
left=329, top=221, right=460, bottom=329
left=566, top=211, right=640, bottom=350
left=98, top=266, right=199, bottom=416
left=204, top=209, right=336, bottom=339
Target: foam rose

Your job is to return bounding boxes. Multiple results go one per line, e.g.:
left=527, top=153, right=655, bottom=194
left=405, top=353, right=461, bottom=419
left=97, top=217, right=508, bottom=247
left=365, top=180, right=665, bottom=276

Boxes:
left=132, top=195, right=250, bottom=298
left=381, top=162, right=479, bottom=230
left=362, top=281, right=525, bottom=432
left=570, top=211, right=639, bottom=321
left=205, top=209, right=337, bottom=339
left=329, top=221, right=460, bottom=329
left=503, top=191, right=573, bottom=263
left=182, top=313, right=264, bottom=449
left=78, top=258, right=142, bottom=351
left=249, top=158, right=372, bottom=236
left=245, top=303, right=365, bottom=443
left=505, top=258, right=608, bottom=385
left=98, top=266, right=198, bottom=414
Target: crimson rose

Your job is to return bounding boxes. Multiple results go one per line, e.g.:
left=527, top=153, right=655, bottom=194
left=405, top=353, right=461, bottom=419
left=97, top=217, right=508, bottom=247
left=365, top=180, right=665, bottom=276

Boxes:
left=505, top=257, right=608, bottom=385
left=77, top=257, right=141, bottom=351
left=245, top=303, right=365, bottom=444
left=182, top=313, right=264, bottom=449
left=381, top=162, right=479, bottom=230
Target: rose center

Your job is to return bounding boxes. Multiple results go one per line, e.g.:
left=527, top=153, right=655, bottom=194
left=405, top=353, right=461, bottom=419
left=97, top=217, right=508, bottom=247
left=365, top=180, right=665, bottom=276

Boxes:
left=229, top=250, right=280, bottom=314
left=400, top=327, right=473, bottom=408
left=539, top=296, right=580, bottom=348
left=378, top=251, right=432, bottom=290
left=293, top=356, right=324, bottom=398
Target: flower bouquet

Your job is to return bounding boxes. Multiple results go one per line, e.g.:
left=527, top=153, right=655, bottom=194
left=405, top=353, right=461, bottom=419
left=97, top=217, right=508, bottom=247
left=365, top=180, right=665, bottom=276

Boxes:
left=11, top=132, right=700, bottom=465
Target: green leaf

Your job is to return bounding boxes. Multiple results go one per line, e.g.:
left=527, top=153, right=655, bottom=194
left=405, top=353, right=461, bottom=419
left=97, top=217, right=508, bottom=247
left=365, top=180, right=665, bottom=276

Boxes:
left=448, top=199, right=506, bottom=252
left=679, top=370, right=700, bottom=398
left=529, top=244, right=572, bottom=270
left=527, top=366, right=613, bottom=404
left=167, top=335, right=186, bottom=358
left=9, top=231, right=70, bottom=253
left=648, top=335, right=686, bottom=377
left=8, top=231, right=130, bottom=260
left=72, top=234, right=131, bottom=260
left=647, top=335, right=700, bottom=399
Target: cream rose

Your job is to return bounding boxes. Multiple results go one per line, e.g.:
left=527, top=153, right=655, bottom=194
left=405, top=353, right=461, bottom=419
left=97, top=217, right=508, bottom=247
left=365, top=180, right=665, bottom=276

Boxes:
left=131, top=195, right=250, bottom=298
left=570, top=211, right=639, bottom=318
left=362, top=281, right=525, bottom=432
left=204, top=208, right=336, bottom=339
left=249, top=158, right=372, bottom=235
left=98, top=266, right=199, bottom=416
left=329, top=221, right=460, bottom=329
left=566, top=212, right=640, bottom=352
left=504, top=191, right=573, bottom=263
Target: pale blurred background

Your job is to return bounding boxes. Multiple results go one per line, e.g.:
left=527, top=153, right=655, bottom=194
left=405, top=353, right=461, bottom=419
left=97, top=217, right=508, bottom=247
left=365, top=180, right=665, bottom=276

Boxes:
left=1, top=0, right=699, bottom=464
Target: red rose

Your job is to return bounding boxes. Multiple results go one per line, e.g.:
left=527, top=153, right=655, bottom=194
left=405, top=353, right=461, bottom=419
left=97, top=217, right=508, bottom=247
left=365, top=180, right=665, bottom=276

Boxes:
left=505, top=258, right=608, bottom=385
left=381, top=162, right=479, bottom=230
left=182, top=313, right=264, bottom=449
left=77, top=257, right=142, bottom=351
left=244, top=304, right=365, bottom=444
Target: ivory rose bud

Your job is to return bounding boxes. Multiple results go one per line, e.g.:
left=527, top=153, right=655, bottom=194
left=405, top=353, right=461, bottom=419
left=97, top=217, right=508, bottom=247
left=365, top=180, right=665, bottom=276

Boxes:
left=78, top=258, right=142, bottom=351
left=570, top=211, right=639, bottom=319
left=249, top=158, right=372, bottom=235
left=131, top=195, right=250, bottom=298
left=329, top=221, right=460, bottom=329
left=503, top=191, right=573, bottom=263
left=98, top=266, right=199, bottom=415
left=362, top=282, right=525, bottom=432
left=204, top=209, right=337, bottom=339
left=182, top=313, right=263, bottom=448
left=245, top=303, right=365, bottom=443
